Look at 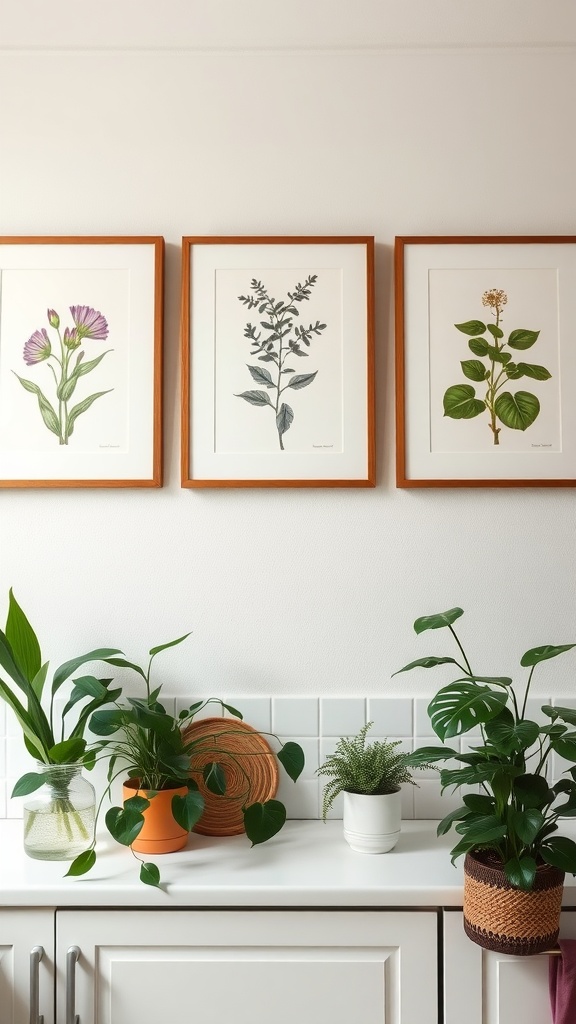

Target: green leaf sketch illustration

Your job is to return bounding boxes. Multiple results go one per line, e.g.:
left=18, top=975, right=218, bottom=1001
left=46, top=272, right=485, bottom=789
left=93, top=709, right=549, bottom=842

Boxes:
left=235, top=276, right=327, bottom=450
left=445, top=289, right=550, bottom=446
left=14, top=306, right=113, bottom=445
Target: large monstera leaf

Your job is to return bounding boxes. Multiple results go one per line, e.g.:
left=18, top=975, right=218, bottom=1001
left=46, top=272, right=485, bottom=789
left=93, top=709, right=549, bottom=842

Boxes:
left=428, top=681, right=508, bottom=741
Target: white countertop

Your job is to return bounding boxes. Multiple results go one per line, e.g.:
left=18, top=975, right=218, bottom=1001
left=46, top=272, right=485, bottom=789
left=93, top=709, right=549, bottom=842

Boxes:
left=1, top=819, right=576, bottom=909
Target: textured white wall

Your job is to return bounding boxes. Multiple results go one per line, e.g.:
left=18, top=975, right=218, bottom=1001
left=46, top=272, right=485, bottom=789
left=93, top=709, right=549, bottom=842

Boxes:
left=1, top=1, right=576, bottom=704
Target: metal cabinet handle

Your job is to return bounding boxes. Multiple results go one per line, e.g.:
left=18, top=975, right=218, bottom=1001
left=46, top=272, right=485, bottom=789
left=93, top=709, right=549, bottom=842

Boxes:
left=66, top=946, right=81, bottom=1024
left=29, top=946, right=44, bottom=1024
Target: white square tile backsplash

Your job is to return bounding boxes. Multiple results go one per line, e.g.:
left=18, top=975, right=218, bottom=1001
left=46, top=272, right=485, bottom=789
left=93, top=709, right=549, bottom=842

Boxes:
left=0, top=695, right=568, bottom=822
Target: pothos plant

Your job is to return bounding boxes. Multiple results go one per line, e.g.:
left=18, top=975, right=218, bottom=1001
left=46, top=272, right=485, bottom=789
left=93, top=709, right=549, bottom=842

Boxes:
left=443, top=288, right=550, bottom=446
left=68, top=633, right=305, bottom=888
left=235, top=275, right=327, bottom=450
left=396, top=607, right=576, bottom=891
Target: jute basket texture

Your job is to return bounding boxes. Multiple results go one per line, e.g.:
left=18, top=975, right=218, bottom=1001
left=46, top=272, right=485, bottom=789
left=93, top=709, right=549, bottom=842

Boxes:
left=182, top=717, right=279, bottom=836
left=463, top=851, right=564, bottom=956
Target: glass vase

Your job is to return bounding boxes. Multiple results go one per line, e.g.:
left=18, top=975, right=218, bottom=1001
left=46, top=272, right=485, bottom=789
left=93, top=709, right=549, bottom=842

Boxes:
left=23, top=762, right=96, bottom=861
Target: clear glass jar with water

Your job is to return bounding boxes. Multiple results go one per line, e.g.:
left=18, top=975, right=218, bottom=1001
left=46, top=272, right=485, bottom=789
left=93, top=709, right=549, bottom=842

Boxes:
left=23, top=762, right=96, bottom=861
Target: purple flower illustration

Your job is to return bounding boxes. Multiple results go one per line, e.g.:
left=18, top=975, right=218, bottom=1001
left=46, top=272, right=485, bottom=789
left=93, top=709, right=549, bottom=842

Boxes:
left=70, top=305, right=109, bottom=341
left=14, top=305, right=113, bottom=445
left=23, top=328, right=51, bottom=365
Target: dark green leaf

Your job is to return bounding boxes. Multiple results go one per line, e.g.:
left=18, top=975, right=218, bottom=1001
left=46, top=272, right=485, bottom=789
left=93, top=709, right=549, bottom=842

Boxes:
left=441, top=762, right=516, bottom=789
left=222, top=703, right=243, bottom=720
left=513, top=774, right=552, bottom=808
left=243, top=799, right=286, bottom=845
left=543, top=705, right=576, bottom=726
left=392, top=656, right=461, bottom=676
left=511, top=807, right=544, bottom=844
left=505, top=855, right=536, bottom=890
left=11, top=772, right=44, bottom=797
left=103, top=657, right=147, bottom=679
left=235, top=390, right=273, bottom=407
left=203, top=761, right=227, bottom=795
left=507, top=328, right=540, bottom=350
left=541, top=836, right=576, bottom=873
left=149, top=633, right=191, bottom=657
left=172, top=789, right=204, bottom=831
left=495, top=391, right=540, bottom=431
left=48, top=738, right=86, bottom=763
left=89, top=709, right=127, bottom=736
left=5, top=590, right=42, bottom=683
left=454, top=814, right=507, bottom=844
left=485, top=714, right=540, bottom=754
left=521, top=644, right=576, bottom=668
left=515, top=362, right=551, bottom=381
left=552, top=734, right=576, bottom=763
left=414, top=608, right=464, bottom=634
left=462, top=793, right=496, bottom=813
left=53, top=648, right=122, bottom=692
left=286, top=372, right=318, bottom=390
left=405, top=745, right=459, bottom=767
left=454, top=320, right=486, bottom=336
left=461, top=359, right=488, bottom=382
left=65, top=849, right=96, bottom=877
left=468, top=338, right=489, bottom=356
left=486, top=324, right=504, bottom=339
left=428, top=681, right=507, bottom=740
left=443, top=384, right=485, bottom=420
left=277, top=741, right=305, bottom=782
left=140, top=862, right=161, bottom=888
left=105, top=805, right=145, bottom=847
left=449, top=835, right=482, bottom=863
left=436, top=805, right=471, bottom=836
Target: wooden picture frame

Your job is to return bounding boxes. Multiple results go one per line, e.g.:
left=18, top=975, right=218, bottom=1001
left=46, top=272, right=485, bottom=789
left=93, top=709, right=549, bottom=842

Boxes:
left=0, top=236, right=163, bottom=488
left=395, top=235, right=576, bottom=487
left=181, top=236, right=375, bottom=488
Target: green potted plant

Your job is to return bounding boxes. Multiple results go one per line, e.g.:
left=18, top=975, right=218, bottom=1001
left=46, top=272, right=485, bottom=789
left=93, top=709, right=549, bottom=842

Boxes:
left=317, top=722, right=423, bottom=853
left=71, top=633, right=305, bottom=887
left=395, top=606, right=576, bottom=955
left=0, top=589, right=121, bottom=860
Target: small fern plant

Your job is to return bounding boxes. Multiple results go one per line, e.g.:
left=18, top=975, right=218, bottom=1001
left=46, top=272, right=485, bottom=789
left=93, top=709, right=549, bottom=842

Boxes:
left=317, top=722, right=420, bottom=820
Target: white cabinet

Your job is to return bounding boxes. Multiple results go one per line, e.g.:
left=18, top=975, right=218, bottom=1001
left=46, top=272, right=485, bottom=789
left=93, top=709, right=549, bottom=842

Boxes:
left=444, top=909, right=576, bottom=1024
left=56, top=909, right=438, bottom=1024
left=0, top=909, right=54, bottom=1024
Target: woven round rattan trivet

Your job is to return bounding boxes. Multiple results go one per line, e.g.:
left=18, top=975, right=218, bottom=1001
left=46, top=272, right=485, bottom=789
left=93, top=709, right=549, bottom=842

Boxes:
left=182, top=716, right=279, bottom=836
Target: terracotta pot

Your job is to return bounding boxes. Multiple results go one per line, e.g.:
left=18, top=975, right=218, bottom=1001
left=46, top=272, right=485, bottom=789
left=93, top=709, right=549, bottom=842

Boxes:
left=342, top=789, right=402, bottom=854
left=123, top=779, right=189, bottom=855
left=463, top=851, right=564, bottom=955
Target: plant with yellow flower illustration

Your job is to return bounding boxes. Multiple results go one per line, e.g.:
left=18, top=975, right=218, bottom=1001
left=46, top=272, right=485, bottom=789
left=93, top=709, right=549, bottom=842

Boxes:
left=443, top=289, right=550, bottom=446
left=14, top=305, right=113, bottom=445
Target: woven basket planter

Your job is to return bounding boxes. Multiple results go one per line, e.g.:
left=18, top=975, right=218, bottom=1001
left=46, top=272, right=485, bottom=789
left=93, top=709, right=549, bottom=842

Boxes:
left=463, top=851, right=564, bottom=955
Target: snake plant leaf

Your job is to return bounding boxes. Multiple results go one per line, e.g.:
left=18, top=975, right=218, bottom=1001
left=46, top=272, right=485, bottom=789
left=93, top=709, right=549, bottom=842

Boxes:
left=413, top=608, right=464, bottom=634
left=520, top=644, right=576, bottom=668
left=5, top=589, right=42, bottom=683
left=244, top=799, right=286, bottom=846
left=428, top=681, right=507, bottom=740
left=65, top=850, right=97, bottom=877
left=140, top=862, right=161, bottom=888
left=505, top=855, right=537, bottom=891
left=485, top=713, right=540, bottom=754
left=277, top=741, right=305, bottom=782
left=171, top=788, right=204, bottom=831
left=541, top=836, right=576, bottom=873
left=392, top=656, right=461, bottom=676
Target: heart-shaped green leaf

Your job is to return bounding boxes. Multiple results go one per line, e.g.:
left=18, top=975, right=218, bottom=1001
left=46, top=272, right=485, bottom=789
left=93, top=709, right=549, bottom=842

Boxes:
left=243, top=800, right=286, bottom=846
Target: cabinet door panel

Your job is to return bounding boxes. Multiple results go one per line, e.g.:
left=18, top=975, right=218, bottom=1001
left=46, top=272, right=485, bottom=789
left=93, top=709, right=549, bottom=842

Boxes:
left=0, top=909, right=54, bottom=1024
left=444, top=909, right=576, bottom=1024
left=57, top=909, right=437, bottom=1024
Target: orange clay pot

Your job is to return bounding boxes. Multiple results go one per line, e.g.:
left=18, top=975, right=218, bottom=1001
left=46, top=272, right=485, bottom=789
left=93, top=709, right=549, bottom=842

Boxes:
left=123, top=779, right=189, bottom=855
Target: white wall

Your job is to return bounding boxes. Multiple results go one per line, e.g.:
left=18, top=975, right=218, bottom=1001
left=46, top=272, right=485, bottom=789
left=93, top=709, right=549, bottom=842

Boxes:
left=1, top=0, right=576, bottom=708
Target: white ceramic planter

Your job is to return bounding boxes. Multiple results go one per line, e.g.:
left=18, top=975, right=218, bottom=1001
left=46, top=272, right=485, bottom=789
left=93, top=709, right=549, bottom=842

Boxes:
left=342, top=789, right=402, bottom=854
